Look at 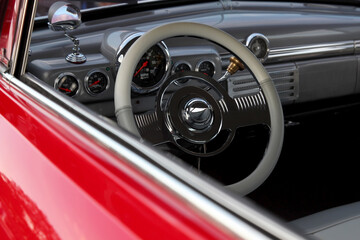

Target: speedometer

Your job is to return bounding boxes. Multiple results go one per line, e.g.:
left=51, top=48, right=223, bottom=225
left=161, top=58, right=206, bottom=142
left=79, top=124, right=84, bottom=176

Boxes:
left=132, top=44, right=170, bottom=92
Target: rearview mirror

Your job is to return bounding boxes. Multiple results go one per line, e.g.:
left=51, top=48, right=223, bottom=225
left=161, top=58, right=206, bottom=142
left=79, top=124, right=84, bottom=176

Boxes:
left=48, top=1, right=81, bottom=32
left=47, top=2, right=86, bottom=64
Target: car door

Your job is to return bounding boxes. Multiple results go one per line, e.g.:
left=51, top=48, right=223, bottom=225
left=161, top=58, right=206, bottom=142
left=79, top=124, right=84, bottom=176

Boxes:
left=1, top=1, right=282, bottom=240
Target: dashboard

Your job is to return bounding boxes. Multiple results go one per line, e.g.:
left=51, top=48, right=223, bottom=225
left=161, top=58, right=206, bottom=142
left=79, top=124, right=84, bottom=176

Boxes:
left=27, top=1, right=360, bottom=120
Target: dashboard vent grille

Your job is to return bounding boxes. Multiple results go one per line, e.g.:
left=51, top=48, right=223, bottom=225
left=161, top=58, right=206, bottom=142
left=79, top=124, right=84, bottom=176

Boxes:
left=227, top=65, right=299, bottom=104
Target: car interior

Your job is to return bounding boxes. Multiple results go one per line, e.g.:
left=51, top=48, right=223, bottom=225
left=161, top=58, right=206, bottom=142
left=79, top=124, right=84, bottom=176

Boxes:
left=18, top=0, right=360, bottom=238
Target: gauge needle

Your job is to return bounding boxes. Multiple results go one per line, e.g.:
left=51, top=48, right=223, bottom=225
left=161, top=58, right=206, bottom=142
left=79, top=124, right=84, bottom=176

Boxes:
left=134, top=61, right=148, bottom=77
left=59, top=87, right=71, bottom=92
left=89, top=80, right=100, bottom=87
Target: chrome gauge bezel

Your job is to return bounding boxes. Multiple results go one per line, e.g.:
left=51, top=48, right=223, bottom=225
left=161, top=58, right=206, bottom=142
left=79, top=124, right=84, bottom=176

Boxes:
left=245, top=33, right=270, bottom=63
left=195, top=59, right=216, bottom=77
left=171, top=61, right=192, bottom=75
left=54, top=72, right=80, bottom=97
left=117, top=32, right=144, bottom=64
left=131, top=42, right=171, bottom=93
left=117, top=32, right=171, bottom=94
left=84, top=69, right=110, bottom=96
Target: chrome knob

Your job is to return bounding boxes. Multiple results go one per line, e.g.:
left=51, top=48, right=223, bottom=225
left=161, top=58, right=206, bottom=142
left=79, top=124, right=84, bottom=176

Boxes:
left=182, top=98, right=213, bottom=131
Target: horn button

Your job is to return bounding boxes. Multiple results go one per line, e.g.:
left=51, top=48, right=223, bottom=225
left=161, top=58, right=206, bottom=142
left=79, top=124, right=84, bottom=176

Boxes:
left=182, top=98, right=214, bottom=132
left=165, top=85, right=223, bottom=144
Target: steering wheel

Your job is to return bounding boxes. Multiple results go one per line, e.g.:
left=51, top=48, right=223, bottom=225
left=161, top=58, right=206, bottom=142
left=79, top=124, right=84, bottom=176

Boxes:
left=114, top=22, right=284, bottom=195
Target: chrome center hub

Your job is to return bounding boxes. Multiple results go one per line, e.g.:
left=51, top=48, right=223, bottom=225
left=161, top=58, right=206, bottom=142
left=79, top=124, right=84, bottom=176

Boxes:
left=182, top=98, right=214, bottom=132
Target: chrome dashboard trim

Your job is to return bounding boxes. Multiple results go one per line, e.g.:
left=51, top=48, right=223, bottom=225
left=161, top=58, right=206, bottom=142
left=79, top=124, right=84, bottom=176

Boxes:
left=355, top=40, right=360, bottom=54
left=268, top=41, right=356, bottom=62
left=222, top=40, right=360, bottom=65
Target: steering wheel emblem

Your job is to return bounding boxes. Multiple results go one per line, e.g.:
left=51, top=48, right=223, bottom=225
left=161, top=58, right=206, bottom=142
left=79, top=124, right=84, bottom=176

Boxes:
left=182, top=98, right=214, bottom=132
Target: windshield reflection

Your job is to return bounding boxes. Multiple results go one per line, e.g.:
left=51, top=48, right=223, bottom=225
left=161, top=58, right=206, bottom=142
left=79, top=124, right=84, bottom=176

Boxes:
left=36, top=0, right=169, bottom=17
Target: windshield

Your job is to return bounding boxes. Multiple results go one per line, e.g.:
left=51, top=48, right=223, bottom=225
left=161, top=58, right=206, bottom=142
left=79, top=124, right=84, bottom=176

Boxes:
left=36, top=0, right=360, bottom=18
left=36, top=0, right=167, bottom=17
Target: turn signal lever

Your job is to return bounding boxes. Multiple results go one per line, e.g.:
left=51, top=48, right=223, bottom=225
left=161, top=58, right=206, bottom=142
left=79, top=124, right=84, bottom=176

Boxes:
left=218, top=56, right=245, bottom=82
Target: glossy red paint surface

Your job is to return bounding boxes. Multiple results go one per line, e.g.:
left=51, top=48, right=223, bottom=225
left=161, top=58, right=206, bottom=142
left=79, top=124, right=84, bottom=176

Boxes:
left=0, top=75, right=243, bottom=240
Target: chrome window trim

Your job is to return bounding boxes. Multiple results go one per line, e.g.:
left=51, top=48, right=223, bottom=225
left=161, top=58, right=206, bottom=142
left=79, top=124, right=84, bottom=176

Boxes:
left=9, top=0, right=30, bottom=75
left=19, top=0, right=38, bottom=76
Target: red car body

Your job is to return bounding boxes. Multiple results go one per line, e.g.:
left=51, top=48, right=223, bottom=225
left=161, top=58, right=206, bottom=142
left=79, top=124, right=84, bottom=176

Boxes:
left=0, top=1, right=244, bottom=239
left=6, top=0, right=359, bottom=239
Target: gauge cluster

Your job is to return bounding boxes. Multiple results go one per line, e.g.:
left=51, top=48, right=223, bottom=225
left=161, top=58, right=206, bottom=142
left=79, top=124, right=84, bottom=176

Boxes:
left=113, top=32, right=222, bottom=95
left=29, top=30, right=270, bottom=109
left=27, top=52, right=115, bottom=107
left=53, top=68, right=112, bottom=100
left=28, top=28, right=271, bottom=101
left=114, top=35, right=222, bottom=96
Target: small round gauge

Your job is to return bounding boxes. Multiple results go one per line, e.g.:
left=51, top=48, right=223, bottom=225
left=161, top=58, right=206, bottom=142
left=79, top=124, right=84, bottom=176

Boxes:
left=132, top=44, right=169, bottom=90
left=85, top=70, right=109, bottom=95
left=196, top=60, right=215, bottom=77
left=246, top=33, right=270, bottom=62
left=54, top=73, right=79, bottom=97
left=172, top=62, right=191, bottom=74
